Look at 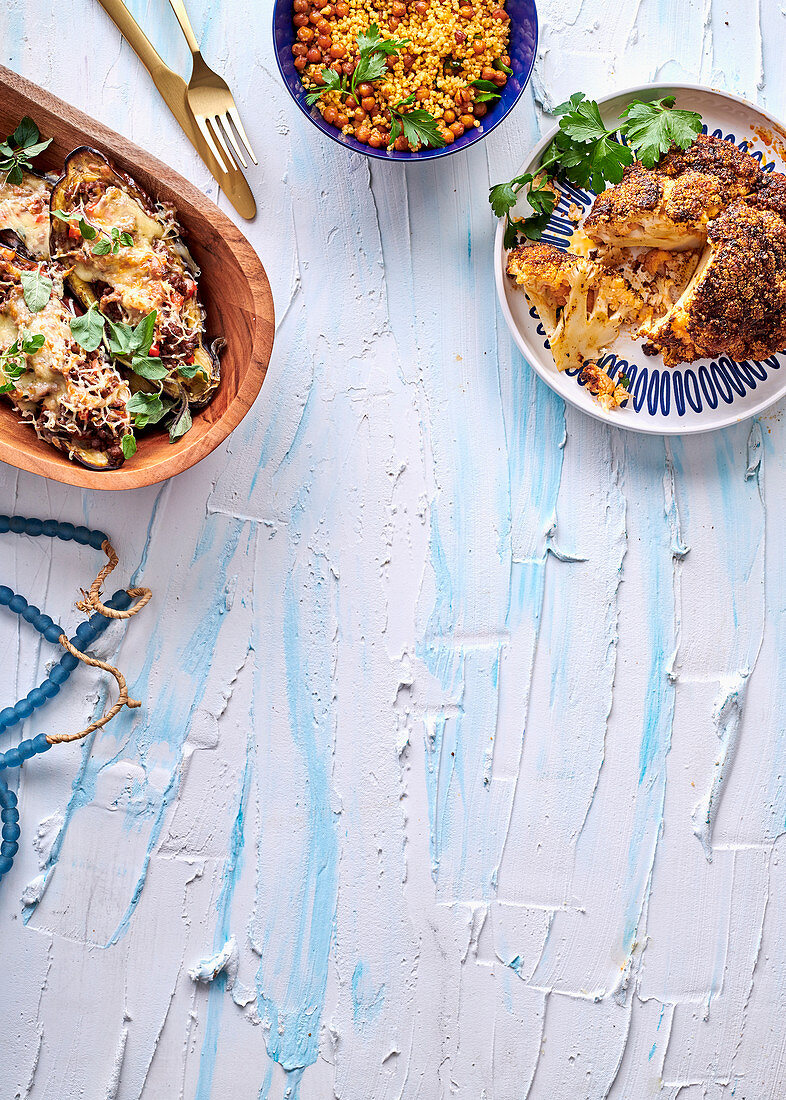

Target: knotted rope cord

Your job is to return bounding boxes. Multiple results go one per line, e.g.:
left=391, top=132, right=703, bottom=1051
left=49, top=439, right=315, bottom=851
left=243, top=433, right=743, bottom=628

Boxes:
left=76, top=539, right=152, bottom=620
left=49, top=538, right=151, bottom=746
left=0, top=516, right=152, bottom=885
left=46, top=636, right=142, bottom=745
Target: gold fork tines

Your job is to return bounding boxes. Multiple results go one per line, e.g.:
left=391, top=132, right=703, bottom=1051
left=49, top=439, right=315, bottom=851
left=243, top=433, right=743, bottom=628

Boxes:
left=167, top=0, right=258, bottom=174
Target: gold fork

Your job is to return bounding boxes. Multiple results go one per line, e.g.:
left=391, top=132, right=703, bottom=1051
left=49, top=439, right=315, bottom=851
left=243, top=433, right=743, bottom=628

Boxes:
left=167, top=0, right=258, bottom=174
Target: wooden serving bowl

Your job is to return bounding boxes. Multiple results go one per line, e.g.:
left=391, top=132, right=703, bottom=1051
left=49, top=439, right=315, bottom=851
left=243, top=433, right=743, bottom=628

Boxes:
left=0, top=66, right=274, bottom=491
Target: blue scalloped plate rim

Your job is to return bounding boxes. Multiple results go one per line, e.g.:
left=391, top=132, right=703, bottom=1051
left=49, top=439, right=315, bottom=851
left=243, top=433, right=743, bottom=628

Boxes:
left=495, top=83, right=786, bottom=434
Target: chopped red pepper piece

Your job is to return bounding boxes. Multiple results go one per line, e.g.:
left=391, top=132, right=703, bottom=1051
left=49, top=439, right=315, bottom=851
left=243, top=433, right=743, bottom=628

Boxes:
left=148, top=342, right=160, bottom=357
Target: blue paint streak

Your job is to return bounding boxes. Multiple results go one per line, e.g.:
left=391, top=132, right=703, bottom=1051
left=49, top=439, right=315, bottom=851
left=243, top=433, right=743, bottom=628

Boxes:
left=255, top=565, right=339, bottom=1073
left=351, top=960, right=386, bottom=1031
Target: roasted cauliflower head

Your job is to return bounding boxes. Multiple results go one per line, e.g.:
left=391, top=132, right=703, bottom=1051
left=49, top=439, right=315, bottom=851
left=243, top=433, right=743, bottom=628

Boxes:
left=642, top=198, right=786, bottom=365
left=584, top=134, right=761, bottom=250
left=506, top=243, right=644, bottom=371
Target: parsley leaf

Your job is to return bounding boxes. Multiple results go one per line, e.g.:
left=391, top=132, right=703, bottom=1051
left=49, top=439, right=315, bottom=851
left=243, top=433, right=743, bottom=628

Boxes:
left=70, top=304, right=105, bottom=352
left=619, top=96, right=703, bottom=168
left=306, top=67, right=346, bottom=106
left=398, top=109, right=445, bottom=150
left=20, top=264, right=52, bottom=313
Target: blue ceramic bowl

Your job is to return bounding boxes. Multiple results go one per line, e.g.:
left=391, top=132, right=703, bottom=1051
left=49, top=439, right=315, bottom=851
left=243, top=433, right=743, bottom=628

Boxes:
left=272, top=0, right=538, bottom=161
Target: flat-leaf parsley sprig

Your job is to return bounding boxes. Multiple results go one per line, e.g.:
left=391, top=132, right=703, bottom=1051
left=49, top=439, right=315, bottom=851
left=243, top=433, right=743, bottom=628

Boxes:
left=388, top=92, right=445, bottom=150
left=306, top=23, right=409, bottom=107
left=490, top=92, right=703, bottom=247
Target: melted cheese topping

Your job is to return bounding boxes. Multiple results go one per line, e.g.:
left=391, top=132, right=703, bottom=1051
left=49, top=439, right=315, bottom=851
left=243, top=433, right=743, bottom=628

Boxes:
left=0, top=172, right=51, bottom=258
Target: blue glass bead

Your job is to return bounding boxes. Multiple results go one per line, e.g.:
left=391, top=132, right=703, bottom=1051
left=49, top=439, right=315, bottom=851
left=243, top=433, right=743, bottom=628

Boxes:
left=0, top=856, right=12, bottom=875
left=74, top=525, right=91, bottom=545
left=21, top=603, right=39, bottom=623
left=42, top=519, right=58, bottom=537
left=9, top=516, right=25, bottom=534
left=0, top=707, right=15, bottom=728
left=0, top=586, right=11, bottom=605
left=1, top=809, right=17, bottom=822
left=35, top=612, right=53, bottom=632
left=44, top=624, right=62, bottom=644
left=0, top=788, right=17, bottom=809
left=26, top=517, right=43, bottom=536
left=41, top=680, right=59, bottom=698
left=26, top=688, right=46, bottom=709
left=3, top=749, right=22, bottom=769
left=32, top=734, right=51, bottom=753
left=14, top=699, right=33, bottom=719
left=61, top=652, right=79, bottom=672
left=0, top=516, right=9, bottom=533
left=50, top=665, right=69, bottom=685
left=1, top=841, right=18, bottom=857
left=17, top=740, right=34, bottom=761
left=8, top=594, right=26, bottom=614
left=90, top=530, right=107, bottom=550
left=75, top=621, right=93, bottom=642
left=58, top=522, right=75, bottom=540
left=2, top=823, right=20, bottom=842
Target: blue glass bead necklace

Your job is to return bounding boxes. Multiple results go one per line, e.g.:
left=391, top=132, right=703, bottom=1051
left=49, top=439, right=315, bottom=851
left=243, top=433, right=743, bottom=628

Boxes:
left=0, top=514, right=151, bottom=886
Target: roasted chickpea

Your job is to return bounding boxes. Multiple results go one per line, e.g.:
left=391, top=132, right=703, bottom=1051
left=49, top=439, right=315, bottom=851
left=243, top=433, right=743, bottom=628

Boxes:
left=493, top=70, right=507, bottom=85
left=317, top=33, right=331, bottom=48
left=336, top=112, right=349, bottom=128
left=443, top=109, right=455, bottom=123
left=458, top=4, right=473, bottom=16
left=297, top=25, right=314, bottom=41
left=294, top=55, right=307, bottom=70
left=357, top=83, right=373, bottom=97
left=368, top=133, right=384, bottom=148
left=415, top=87, right=428, bottom=101
left=293, top=0, right=308, bottom=10
left=361, top=96, right=376, bottom=112
left=473, top=102, right=487, bottom=117
left=402, top=52, right=414, bottom=70
left=294, top=12, right=309, bottom=25
left=473, top=40, right=485, bottom=54
left=394, top=134, right=410, bottom=151
left=389, top=16, right=400, bottom=28
left=309, top=11, right=321, bottom=23
left=354, top=107, right=367, bottom=123
left=335, top=0, right=349, bottom=12
left=343, top=60, right=356, bottom=75
left=292, top=42, right=308, bottom=55
left=481, top=66, right=496, bottom=81
left=450, top=121, right=465, bottom=137
left=307, top=47, right=321, bottom=62
left=392, top=0, right=407, bottom=14
left=491, top=7, right=509, bottom=19
left=356, top=124, right=372, bottom=143
left=458, top=113, right=473, bottom=128
left=442, top=128, right=455, bottom=143
left=329, top=44, right=345, bottom=58
left=413, top=0, right=428, bottom=12
left=323, top=105, right=338, bottom=124
left=454, top=30, right=466, bottom=42
left=320, top=4, right=333, bottom=13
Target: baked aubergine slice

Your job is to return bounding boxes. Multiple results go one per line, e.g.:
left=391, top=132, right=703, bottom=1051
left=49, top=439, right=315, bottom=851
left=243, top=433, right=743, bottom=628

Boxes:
left=0, top=246, right=131, bottom=468
left=0, top=168, right=55, bottom=259
left=49, top=147, right=221, bottom=411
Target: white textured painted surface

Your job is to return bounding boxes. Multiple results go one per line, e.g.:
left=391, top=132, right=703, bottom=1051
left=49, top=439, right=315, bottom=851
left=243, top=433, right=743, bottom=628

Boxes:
left=1, top=0, right=785, bottom=1096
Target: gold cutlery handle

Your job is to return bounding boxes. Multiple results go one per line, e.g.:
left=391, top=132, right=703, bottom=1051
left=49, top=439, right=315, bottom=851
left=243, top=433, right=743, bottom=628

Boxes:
left=95, top=0, right=174, bottom=87
left=167, top=0, right=202, bottom=55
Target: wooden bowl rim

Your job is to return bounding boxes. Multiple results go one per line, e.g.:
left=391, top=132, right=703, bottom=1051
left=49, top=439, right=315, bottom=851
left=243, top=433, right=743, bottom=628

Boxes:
left=0, top=65, right=275, bottom=492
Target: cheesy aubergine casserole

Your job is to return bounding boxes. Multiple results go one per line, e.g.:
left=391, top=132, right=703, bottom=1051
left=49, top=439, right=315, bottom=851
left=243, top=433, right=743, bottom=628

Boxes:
left=0, top=133, right=221, bottom=469
left=506, top=134, right=786, bottom=410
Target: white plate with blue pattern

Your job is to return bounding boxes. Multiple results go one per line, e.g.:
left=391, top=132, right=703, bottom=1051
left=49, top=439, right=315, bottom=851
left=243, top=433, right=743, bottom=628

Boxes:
left=495, top=83, right=786, bottom=434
